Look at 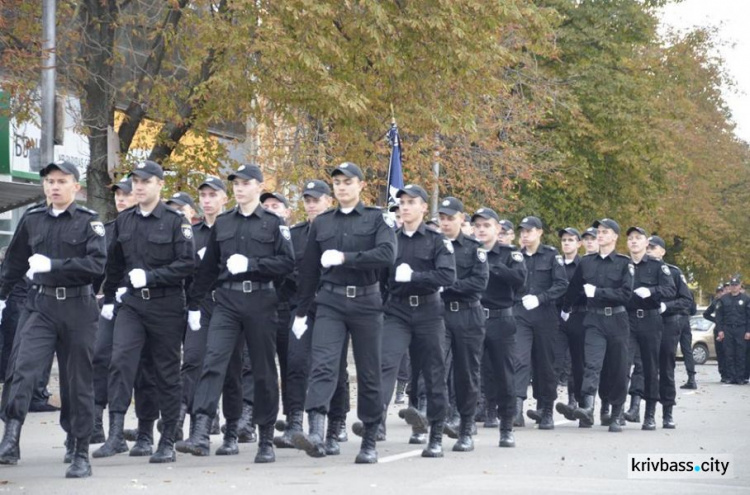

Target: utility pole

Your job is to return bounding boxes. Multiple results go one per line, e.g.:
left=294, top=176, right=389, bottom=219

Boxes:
left=40, top=0, right=56, bottom=165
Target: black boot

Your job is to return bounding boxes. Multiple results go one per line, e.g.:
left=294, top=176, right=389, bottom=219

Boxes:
left=600, top=400, right=612, bottom=426
left=175, top=413, right=211, bottom=456
left=274, top=410, right=302, bottom=449
left=64, top=434, right=75, bottom=464
left=556, top=398, right=576, bottom=421
left=129, top=420, right=154, bottom=457
left=254, top=424, right=275, bottom=463
left=174, top=403, right=188, bottom=442
left=452, top=417, right=474, bottom=452
left=210, top=412, right=221, bottom=435
left=352, top=419, right=386, bottom=441
left=91, top=405, right=106, bottom=444
left=642, top=400, right=657, bottom=431
left=324, top=417, right=341, bottom=456
left=421, top=420, right=444, bottom=458
left=499, top=416, right=515, bottom=448
left=573, top=395, right=594, bottom=427
left=526, top=402, right=542, bottom=424
left=0, top=419, right=22, bottom=465
left=92, top=413, right=128, bottom=458
left=216, top=420, right=239, bottom=455
left=395, top=380, right=408, bottom=404
left=539, top=403, right=554, bottom=430
left=680, top=374, right=697, bottom=390
left=274, top=418, right=287, bottom=432
left=292, top=411, right=326, bottom=458
left=623, top=395, right=641, bottom=423
left=663, top=404, right=676, bottom=429
left=354, top=421, right=379, bottom=464
left=149, top=423, right=176, bottom=463
left=335, top=418, right=348, bottom=442
left=65, top=436, right=92, bottom=478
left=237, top=404, right=257, bottom=443
left=609, top=404, right=624, bottom=432
left=513, top=398, right=525, bottom=427
left=484, top=402, right=499, bottom=428
left=402, top=406, right=429, bottom=434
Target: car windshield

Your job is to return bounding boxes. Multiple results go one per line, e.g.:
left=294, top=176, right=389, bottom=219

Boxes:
left=690, top=316, right=713, bottom=332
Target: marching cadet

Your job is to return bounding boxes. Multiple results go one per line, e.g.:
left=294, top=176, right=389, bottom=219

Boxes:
left=177, top=164, right=294, bottom=463
left=715, top=277, right=750, bottom=385
left=703, top=285, right=728, bottom=382
left=95, top=160, right=195, bottom=463
left=646, top=235, right=694, bottom=428
left=166, top=192, right=199, bottom=223
left=622, top=227, right=675, bottom=431
left=438, top=197, right=488, bottom=451
left=514, top=216, right=568, bottom=429
left=0, top=161, right=106, bottom=478
left=373, top=185, right=456, bottom=457
left=564, top=219, right=633, bottom=432
left=472, top=208, right=526, bottom=447
left=291, top=162, right=396, bottom=464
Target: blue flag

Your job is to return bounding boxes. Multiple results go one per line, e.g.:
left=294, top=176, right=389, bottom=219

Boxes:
left=387, top=122, right=404, bottom=206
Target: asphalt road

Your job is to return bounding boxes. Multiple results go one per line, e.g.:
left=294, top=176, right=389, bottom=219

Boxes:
left=0, top=362, right=747, bottom=494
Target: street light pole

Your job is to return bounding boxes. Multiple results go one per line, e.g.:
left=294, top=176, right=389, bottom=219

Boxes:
left=41, top=0, right=56, bottom=165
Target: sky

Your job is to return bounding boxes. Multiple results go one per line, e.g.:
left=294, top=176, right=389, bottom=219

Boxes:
left=659, top=0, right=750, bottom=143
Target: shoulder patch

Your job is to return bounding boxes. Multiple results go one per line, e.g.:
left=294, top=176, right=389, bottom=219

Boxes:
left=181, top=224, right=193, bottom=239
left=280, top=225, right=291, bottom=241
left=661, top=264, right=671, bottom=276
left=628, top=263, right=635, bottom=276
left=90, top=221, right=105, bottom=237
left=477, top=249, right=487, bottom=263
left=383, top=212, right=395, bottom=228
left=512, top=251, right=523, bottom=262
left=555, top=254, right=564, bottom=266
left=78, top=205, right=97, bottom=215
left=443, top=238, right=455, bottom=254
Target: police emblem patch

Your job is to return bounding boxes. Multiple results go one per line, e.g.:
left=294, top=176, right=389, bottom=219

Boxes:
left=280, top=225, right=291, bottom=241
left=629, top=264, right=635, bottom=276
left=556, top=255, right=564, bottom=266
left=307, top=182, right=315, bottom=189
left=182, top=225, right=193, bottom=239
left=443, top=238, right=454, bottom=254
left=238, top=165, right=246, bottom=171
left=477, top=249, right=487, bottom=263
left=512, top=251, right=523, bottom=262
left=661, top=265, right=671, bottom=276
left=442, top=200, right=450, bottom=207
left=137, top=162, right=146, bottom=169
left=383, top=213, right=395, bottom=228
left=90, top=221, right=105, bottom=237
left=340, top=163, right=349, bottom=169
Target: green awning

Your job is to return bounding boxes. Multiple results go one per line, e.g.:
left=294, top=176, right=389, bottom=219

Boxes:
left=0, top=181, right=44, bottom=213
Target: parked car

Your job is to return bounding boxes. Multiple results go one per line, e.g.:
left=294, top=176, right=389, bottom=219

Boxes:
left=676, top=315, right=716, bottom=365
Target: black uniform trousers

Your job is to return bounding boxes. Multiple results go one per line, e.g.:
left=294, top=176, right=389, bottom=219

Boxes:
left=305, top=290, right=382, bottom=424
left=581, top=312, right=630, bottom=407
left=714, top=328, right=726, bottom=380
left=678, top=319, right=696, bottom=376
left=627, top=313, right=662, bottom=402
left=181, top=296, right=244, bottom=421
left=108, top=292, right=185, bottom=425
left=443, top=305, right=485, bottom=420
left=553, top=315, right=572, bottom=387
left=514, top=304, right=559, bottom=404
left=286, top=312, right=350, bottom=419
left=4, top=291, right=98, bottom=437
left=561, top=311, right=587, bottom=403
left=723, top=324, right=747, bottom=383
left=0, top=297, right=23, bottom=383
left=480, top=347, right=496, bottom=410
left=380, top=300, right=447, bottom=422
left=483, top=314, right=517, bottom=419
left=627, top=342, right=643, bottom=397
left=276, top=303, right=290, bottom=414
left=397, top=352, right=411, bottom=383
left=192, top=288, right=278, bottom=426
left=659, top=315, right=684, bottom=406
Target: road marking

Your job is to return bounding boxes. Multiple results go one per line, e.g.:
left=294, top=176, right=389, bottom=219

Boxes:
left=554, top=420, right=573, bottom=426
left=379, top=449, right=424, bottom=463
left=682, top=391, right=696, bottom=395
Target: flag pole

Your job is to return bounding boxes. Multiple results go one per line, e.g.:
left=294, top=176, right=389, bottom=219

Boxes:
left=386, top=107, right=396, bottom=207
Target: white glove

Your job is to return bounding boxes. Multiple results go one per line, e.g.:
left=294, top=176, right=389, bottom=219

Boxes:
left=129, top=268, right=147, bottom=289
left=321, top=250, right=344, bottom=268
left=28, top=254, right=52, bottom=274
left=188, top=310, right=202, bottom=331
left=394, top=263, right=414, bottom=283
left=197, top=247, right=207, bottom=260
left=0, top=299, right=6, bottom=326
left=522, top=295, right=540, bottom=310
left=584, top=284, right=596, bottom=298
left=634, top=287, right=651, bottom=299
left=560, top=311, right=570, bottom=322
left=659, top=302, right=667, bottom=314
left=101, top=304, right=115, bottom=320
left=115, top=287, right=127, bottom=303
left=227, top=254, right=249, bottom=275
left=292, top=316, right=308, bottom=339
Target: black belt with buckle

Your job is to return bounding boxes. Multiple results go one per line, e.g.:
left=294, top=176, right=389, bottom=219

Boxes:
left=321, top=282, right=380, bottom=298
left=484, top=307, right=514, bottom=319
left=629, top=308, right=661, bottom=319
left=221, top=281, right=275, bottom=293
left=392, top=292, right=441, bottom=308
left=569, top=306, right=587, bottom=314
left=37, top=285, right=94, bottom=300
left=131, top=287, right=183, bottom=300
left=591, top=306, right=626, bottom=316
left=444, top=300, right=481, bottom=312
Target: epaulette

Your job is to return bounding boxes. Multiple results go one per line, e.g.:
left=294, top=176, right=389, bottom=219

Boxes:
left=317, top=207, right=337, bottom=217
left=616, top=253, right=631, bottom=260
left=365, top=205, right=384, bottom=211
left=76, top=205, right=98, bottom=216
left=25, top=205, right=47, bottom=215
left=465, top=236, right=482, bottom=246
left=291, top=221, right=309, bottom=230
